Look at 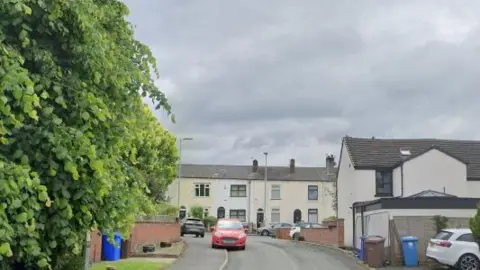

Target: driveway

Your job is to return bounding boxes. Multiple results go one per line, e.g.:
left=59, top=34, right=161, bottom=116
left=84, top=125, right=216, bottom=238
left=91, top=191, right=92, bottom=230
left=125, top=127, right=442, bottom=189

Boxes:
left=170, top=234, right=366, bottom=270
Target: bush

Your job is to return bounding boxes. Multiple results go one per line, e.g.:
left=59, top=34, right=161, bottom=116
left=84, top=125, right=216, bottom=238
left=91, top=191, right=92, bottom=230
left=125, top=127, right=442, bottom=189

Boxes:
left=189, top=205, right=204, bottom=219
left=203, top=216, right=217, bottom=227
left=155, top=203, right=178, bottom=216
left=432, top=215, right=449, bottom=234
left=470, top=205, right=480, bottom=244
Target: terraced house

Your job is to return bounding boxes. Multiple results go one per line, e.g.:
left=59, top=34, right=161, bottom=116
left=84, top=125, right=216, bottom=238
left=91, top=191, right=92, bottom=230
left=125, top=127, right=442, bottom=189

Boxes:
left=167, top=156, right=337, bottom=228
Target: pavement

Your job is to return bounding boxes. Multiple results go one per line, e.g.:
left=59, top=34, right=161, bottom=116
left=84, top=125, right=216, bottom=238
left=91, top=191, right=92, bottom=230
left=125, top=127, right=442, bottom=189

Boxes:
left=167, top=234, right=366, bottom=270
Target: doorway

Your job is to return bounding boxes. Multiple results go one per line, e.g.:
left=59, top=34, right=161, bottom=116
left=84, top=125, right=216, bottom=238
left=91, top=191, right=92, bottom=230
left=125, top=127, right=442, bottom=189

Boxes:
left=293, top=209, right=302, bottom=223
left=179, top=206, right=186, bottom=220
left=256, top=208, right=264, bottom=228
left=217, top=207, right=225, bottom=219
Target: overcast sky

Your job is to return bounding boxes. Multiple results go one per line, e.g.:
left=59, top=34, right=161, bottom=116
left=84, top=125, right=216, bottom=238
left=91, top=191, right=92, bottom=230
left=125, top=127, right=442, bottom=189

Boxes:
left=124, top=0, right=480, bottom=167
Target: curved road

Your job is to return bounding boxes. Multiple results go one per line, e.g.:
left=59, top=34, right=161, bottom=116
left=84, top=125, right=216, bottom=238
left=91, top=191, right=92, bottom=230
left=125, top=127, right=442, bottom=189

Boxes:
left=169, top=234, right=365, bottom=270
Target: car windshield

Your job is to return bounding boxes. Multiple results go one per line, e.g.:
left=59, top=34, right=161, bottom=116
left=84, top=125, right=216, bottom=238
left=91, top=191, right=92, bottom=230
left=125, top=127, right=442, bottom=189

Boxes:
left=217, top=220, right=243, bottom=230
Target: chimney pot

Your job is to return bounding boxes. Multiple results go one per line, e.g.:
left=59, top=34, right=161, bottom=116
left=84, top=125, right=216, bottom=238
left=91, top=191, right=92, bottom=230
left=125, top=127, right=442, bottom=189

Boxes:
left=289, top=159, right=295, bottom=173
left=252, top=159, right=259, bottom=172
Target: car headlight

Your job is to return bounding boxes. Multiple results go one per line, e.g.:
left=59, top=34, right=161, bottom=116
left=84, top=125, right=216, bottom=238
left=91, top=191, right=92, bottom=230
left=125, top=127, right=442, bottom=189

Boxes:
left=214, top=232, right=222, bottom=237
left=238, top=233, right=246, bottom=238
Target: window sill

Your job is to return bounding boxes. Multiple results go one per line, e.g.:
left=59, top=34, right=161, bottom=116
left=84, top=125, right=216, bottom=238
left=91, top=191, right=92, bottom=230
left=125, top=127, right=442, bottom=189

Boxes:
left=270, top=198, right=281, bottom=200
left=374, top=193, right=393, bottom=198
left=308, top=199, right=318, bottom=201
left=230, top=196, right=247, bottom=198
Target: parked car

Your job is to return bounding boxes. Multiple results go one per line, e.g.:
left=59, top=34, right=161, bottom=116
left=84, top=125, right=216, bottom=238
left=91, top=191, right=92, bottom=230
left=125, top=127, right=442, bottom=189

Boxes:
left=289, top=222, right=323, bottom=239
left=426, top=228, right=480, bottom=270
left=258, top=222, right=293, bottom=236
left=211, top=218, right=247, bottom=250
left=181, top=217, right=206, bottom=237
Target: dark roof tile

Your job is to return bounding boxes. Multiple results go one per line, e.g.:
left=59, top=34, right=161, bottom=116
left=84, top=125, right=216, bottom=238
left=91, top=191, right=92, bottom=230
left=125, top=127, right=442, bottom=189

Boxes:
left=344, top=136, right=480, bottom=179
left=180, top=164, right=335, bottom=181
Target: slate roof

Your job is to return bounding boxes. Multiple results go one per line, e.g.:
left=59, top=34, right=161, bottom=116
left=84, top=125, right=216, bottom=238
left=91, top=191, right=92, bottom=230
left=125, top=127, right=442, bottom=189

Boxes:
left=344, top=136, right=480, bottom=179
left=180, top=164, right=336, bottom=182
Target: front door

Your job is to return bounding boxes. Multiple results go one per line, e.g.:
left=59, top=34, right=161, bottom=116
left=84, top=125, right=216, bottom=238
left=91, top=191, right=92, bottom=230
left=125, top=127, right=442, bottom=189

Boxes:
left=256, top=212, right=264, bottom=227
left=293, top=209, right=301, bottom=223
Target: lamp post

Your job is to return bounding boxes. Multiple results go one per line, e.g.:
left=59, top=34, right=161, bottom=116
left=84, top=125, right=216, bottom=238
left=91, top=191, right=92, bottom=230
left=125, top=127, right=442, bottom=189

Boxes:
left=177, top=137, right=193, bottom=208
left=263, top=152, right=268, bottom=226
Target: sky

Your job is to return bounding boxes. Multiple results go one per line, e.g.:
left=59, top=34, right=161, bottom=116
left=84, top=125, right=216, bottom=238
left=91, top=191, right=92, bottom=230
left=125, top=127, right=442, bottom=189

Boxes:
left=123, top=0, right=480, bottom=167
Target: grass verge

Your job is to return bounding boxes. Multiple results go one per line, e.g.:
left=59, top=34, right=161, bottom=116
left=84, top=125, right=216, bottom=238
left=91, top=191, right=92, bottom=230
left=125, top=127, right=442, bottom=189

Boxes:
left=91, top=260, right=167, bottom=270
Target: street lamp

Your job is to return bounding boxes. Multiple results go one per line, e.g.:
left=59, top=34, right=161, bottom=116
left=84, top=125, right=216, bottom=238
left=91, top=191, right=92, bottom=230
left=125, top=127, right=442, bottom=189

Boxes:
left=263, top=152, right=268, bottom=226
left=177, top=137, right=193, bottom=207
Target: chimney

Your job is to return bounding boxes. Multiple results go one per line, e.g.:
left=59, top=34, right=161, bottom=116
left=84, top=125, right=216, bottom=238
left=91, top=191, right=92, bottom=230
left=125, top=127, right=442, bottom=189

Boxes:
left=289, top=159, right=295, bottom=173
left=326, top=154, right=335, bottom=175
left=252, top=159, right=258, bottom=172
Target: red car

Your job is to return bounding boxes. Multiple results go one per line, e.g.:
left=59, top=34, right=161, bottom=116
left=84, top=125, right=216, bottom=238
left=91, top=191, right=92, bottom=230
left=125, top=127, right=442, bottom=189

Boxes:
left=211, top=218, right=247, bottom=250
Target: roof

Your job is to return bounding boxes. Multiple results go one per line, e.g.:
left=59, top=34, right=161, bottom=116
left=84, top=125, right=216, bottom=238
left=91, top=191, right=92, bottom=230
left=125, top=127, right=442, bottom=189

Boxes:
left=408, top=189, right=457, bottom=198
left=344, top=136, right=480, bottom=180
left=180, top=164, right=336, bottom=182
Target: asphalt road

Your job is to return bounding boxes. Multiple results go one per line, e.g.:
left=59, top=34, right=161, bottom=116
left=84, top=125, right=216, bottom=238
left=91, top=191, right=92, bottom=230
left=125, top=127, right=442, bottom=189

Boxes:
left=169, top=234, right=366, bottom=270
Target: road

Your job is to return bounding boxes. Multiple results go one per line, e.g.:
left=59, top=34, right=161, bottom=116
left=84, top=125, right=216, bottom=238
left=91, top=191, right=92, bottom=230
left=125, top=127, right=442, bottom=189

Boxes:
left=168, top=234, right=366, bottom=270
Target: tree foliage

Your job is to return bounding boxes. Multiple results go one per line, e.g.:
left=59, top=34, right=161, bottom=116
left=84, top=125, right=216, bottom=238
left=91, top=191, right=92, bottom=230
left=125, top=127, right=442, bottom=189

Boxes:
left=189, top=205, right=204, bottom=219
left=0, top=0, right=178, bottom=268
left=470, top=205, right=480, bottom=244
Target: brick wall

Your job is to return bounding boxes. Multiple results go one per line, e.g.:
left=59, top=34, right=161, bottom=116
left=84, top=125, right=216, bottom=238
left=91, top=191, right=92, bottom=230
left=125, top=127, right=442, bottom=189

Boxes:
left=299, top=219, right=344, bottom=246
left=90, top=230, right=102, bottom=263
left=129, top=220, right=180, bottom=254
left=390, top=216, right=470, bottom=265
left=276, top=228, right=291, bottom=239
left=89, top=216, right=180, bottom=261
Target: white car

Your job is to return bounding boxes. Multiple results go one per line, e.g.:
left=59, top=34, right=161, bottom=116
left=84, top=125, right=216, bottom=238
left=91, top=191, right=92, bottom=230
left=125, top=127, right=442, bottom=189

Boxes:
left=426, top=228, right=480, bottom=270
left=289, top=222, right=322, bottom=239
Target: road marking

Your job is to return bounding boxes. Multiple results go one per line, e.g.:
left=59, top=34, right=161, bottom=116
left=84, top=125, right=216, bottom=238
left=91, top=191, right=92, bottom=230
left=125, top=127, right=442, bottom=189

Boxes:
left=218, top=248, right=228, bottom=270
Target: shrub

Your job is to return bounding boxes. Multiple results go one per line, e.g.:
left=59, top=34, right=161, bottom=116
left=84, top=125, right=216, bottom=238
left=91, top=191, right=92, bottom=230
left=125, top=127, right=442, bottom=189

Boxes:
left=470, top=204, right=480, bottom=245
left=203, top=216, right=217, bottom=227
left=189, top=205, right=204, bottom=219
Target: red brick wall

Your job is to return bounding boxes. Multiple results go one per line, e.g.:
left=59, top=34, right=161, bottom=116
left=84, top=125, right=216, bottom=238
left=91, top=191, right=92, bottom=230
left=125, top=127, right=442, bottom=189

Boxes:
left=129, top=221, right=180, bottom=254
left=300, top=219, right=344, bottom=246
left=89, top=218, right=181, bottom=260
left=90, top=230, right=102, bottom=263
left=276, top=228, right=291, bottom=239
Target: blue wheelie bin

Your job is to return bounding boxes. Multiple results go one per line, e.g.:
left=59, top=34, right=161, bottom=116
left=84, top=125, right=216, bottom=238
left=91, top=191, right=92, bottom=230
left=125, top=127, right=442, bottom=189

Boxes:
left=102, top=232, right=122, bottom=261
left=359, top=235, right=367, bottom=262
left=401, top=236, right=419, bottom=267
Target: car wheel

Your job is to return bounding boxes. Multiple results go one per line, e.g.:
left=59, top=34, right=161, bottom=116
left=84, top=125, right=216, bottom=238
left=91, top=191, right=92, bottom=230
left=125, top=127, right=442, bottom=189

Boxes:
left=200, top=234, right=205, bottom=238
left=261, top=230, right=269, bottom=236
left=293, top=233, right=299, bottom=240
left=457, top=253, right=480, bottom=270
left=240, top=246, right=246, bottom=250
left=180, top=232, right=184, bottom=236
left=211, top=244, right=216, bottom=249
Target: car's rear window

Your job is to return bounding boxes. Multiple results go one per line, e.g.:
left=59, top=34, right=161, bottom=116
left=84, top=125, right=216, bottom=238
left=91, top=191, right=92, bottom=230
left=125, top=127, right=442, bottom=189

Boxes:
left=434, top=230, right=453, bottom=240
left=186, top=218, right=202, bottom=223
left=217, top=220, right=243, bottom=229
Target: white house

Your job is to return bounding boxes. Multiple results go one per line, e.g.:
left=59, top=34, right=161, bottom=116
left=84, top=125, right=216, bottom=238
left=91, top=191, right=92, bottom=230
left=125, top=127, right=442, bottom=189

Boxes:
left=168, top=156, right=337, bottom=227
left=337, top=136, right=480, bottom=248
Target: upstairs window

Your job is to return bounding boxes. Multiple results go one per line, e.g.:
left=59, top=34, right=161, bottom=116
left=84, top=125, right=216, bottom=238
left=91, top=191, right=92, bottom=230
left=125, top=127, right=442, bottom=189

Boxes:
left=195, top=183, right=210, bottom=197
left=308, top=185, right=318, bottom=200
left=375, top=171, right=393, bottom=197
left=271, top=184, right=281, bottom=200
left=230, top=185, right=247, bottom=197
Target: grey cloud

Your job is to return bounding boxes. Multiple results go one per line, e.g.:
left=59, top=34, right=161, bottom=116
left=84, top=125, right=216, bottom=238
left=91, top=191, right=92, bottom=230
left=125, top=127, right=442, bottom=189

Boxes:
left=127, top=0, right=480, bottom=166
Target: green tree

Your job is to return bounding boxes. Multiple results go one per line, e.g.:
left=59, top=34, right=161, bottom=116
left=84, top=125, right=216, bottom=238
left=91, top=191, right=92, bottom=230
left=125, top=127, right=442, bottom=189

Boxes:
left=0, top=0, right=177, bottom=268
left=470, top=205, right=480, bottom=245
left=189, top=205, right=204, bottom=219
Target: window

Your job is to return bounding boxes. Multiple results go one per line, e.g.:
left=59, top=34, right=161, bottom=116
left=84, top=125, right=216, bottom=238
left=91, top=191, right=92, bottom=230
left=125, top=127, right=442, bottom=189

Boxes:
left=230, top=185, right=247, bottom=197
left=271, top=184, right=281, bottom=200
left=375, top=171, right=393, bottom=197
left=204, top=208, right=209, bottom=218
left=308, top=209, right=318, bottom=223
left=195, top=184, right=210, bottom=197
left=456, top=233, right=475, bottom=242
left=308, top=185, right=318, bottom=200
left=433, top=231, right=453, bottom=240
left=271, top=208, right=280, bottom=223
left=229, top=209, right=246, bottom=222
